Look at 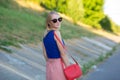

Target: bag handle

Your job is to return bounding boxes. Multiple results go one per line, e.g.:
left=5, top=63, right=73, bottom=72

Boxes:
left=54, top=31, right=78, bottom=65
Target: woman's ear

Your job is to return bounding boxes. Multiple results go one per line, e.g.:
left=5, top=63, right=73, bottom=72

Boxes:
left=48, top=24, right=50, bottom=26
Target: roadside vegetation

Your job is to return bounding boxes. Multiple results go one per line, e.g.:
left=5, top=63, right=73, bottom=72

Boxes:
left=0, top=0, right=97, bottom=52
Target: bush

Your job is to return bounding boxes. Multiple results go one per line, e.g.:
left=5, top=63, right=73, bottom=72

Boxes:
left=100, top=16, right=120, bottom=34
left=41, top=0, right=84, bottom=23
left=82, top=0, right=105, bottom=29
left=99, top=16, right=112, bottom=31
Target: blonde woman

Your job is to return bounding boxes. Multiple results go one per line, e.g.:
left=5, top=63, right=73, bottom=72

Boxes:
left=42, top=11, right=70, bottom=80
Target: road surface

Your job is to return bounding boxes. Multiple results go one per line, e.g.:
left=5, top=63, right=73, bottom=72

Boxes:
left=81, top=44, right=120, bottom=80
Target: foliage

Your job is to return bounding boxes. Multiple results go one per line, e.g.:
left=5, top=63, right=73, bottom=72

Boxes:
left=0, top=0, right=119, bottom=52
left=40, top=0, right=120, bottom=34
left=24, top=0, right=42, bottom=4
left=110, top=20, right=120, bottom=34
left=82, top=0, right=105, bottom=29
left=41, top=0, right=57, bottom=10
left=0, top=0, right=96, bottom=52
left=100, top=16, right=120, bottom=34
left=66, top=0, right=84, bottom=22
left=41, top=0, right=84, bottom=23
left=40, top=0, right=106, bottom=29
left=99, top=16, right=112, bottom=31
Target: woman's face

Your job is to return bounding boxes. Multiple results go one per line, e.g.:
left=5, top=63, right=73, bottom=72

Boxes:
left=49, top=14, right=62, bottom=29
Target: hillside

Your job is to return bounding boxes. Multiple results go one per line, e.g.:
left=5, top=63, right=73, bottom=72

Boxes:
left=0, top=0, right=120, bottom=52
left=0, top=0, right=97, bottom=51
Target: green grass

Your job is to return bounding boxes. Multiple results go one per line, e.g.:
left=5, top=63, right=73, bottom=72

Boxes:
left=0, top=0, right=97, bottom=52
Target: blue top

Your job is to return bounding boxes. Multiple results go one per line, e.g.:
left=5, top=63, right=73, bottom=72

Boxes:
left=43, top=30, right=63, bottom=58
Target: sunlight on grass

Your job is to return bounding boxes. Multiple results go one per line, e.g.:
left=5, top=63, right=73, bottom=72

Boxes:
left=14, top=0, right=44, bottom=12
left=77, top=21, right=120, bottom=43
left=92, top=29, right=120, bottom=43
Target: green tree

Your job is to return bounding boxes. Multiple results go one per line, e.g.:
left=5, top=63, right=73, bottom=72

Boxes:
left=66, top=0, right=84, bottom=22
left=41, top=0, right=84, bottom=23
left=41, top=0, right=57, bottom=10
left=82, top=0, right=105, bottom=29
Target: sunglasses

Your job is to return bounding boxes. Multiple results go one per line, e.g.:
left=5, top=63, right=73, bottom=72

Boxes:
left=51, top=17, right=62, bottom=23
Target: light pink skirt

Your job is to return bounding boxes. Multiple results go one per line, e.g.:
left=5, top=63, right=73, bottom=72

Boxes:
left=46, top=58, right=67, bottom=80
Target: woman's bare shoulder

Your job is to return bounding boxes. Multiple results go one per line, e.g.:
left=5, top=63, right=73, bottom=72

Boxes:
left=54, top=30, right=61, bottom=35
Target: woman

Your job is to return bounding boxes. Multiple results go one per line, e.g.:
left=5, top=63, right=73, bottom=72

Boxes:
left=42, top=11, right=70, bottom=80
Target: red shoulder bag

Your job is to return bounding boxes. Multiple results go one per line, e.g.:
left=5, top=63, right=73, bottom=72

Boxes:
left=54, top=32, right=82, bottom=80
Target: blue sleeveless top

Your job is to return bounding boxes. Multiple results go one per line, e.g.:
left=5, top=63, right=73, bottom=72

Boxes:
left=43, top=30, right=62, bottom=58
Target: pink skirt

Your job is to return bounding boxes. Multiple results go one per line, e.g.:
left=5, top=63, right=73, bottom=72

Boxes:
left=46, top=58, right=67, bottom=80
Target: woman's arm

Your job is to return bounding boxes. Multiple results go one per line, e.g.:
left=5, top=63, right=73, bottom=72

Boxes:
left=42, top=42, right=48, bottom=61
left=54, top=30, right=70, bottom=67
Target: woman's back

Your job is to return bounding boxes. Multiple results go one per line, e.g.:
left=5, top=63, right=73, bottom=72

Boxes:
left=43, top=30, right=61, bottom=58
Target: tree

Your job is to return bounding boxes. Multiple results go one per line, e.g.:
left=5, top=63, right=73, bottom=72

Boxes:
left=41, top=0, right=84, bottom=23
left=82, top=0, right=105, bottom=29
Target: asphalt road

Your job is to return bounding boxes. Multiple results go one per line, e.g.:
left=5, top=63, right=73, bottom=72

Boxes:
left=81, top=44, right=120, bottom=80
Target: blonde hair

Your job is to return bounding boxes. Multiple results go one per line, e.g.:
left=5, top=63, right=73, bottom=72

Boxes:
left=43, top=11, right=60, bottom=38
left=46, top=11, right=59, bottom=30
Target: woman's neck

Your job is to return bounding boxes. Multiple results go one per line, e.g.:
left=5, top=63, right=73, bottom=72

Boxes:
left=47, top=28, right=59, bottom=31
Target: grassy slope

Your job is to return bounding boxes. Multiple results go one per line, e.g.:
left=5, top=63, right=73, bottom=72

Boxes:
left=0, top=0, right=98, bottom=52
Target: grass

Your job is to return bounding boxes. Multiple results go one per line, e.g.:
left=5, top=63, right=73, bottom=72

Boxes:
left=0, top=0, right=97, bottom=52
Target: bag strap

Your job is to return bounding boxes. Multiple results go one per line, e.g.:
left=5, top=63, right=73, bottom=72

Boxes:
left=54, top=31, right=66, bottom=49
left=54, top=31, right=78, bottom=64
